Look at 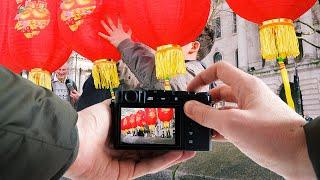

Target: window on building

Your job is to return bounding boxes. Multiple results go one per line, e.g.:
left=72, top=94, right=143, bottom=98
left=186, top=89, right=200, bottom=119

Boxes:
left=235, top=49, right=239, bottom=68
left=233, top=13, right=237, bottom=33
left=214, top=17, right=221, bottom=39
left=213, top=52, right=222, bottom=63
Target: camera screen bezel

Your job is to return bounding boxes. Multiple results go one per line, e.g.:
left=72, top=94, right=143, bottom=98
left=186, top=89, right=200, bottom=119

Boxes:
left=114, top=103, right=182, bottom=150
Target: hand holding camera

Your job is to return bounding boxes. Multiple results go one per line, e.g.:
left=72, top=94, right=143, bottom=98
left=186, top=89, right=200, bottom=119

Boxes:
left=184, top=62, right=315, bottom=179
left=66, top=100, right=195, bottom=179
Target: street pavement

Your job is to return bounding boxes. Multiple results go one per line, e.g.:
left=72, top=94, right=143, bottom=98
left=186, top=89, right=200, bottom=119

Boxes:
left=139, top=142, right=283, bottom=180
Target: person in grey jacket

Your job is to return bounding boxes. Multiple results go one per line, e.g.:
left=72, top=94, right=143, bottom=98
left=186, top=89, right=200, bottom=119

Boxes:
left=99, top=18, right=214, bottom=91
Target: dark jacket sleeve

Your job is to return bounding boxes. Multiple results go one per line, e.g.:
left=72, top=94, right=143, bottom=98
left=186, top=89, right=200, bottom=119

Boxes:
left=118, top=39, right=164, bottom=90
left=0, top=66, right=79, bottom=180
left=77, top=75, right=111, bottom=111
left=304, top=116, right=320, bottom=178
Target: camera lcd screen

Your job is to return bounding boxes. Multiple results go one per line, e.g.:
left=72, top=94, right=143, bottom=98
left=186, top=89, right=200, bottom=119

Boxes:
left=120, top=108, right=176, bottom=145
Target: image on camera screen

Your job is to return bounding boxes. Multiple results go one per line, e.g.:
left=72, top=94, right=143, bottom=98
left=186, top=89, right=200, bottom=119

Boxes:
left=120, top=108, right=176, bottom=145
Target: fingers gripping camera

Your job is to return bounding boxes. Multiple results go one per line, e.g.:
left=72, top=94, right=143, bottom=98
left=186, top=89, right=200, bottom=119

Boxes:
left=111, top=90, right=213, bottom=151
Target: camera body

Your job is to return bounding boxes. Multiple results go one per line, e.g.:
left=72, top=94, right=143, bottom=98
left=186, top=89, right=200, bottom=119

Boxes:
left=111, top=90, right=212, bottom=151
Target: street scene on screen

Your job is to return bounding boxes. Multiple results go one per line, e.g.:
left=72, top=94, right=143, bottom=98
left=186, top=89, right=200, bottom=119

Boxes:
left=121, top=108, right=175, bottom=145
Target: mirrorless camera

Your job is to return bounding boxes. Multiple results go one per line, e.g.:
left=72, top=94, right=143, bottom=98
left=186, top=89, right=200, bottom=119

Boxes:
left=111, top=90, right=212, bottom=151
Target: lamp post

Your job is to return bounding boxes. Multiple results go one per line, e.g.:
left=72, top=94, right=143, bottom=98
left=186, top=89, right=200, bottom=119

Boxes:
left=294, top=63, right=304, bottom=116
left=74, top=53, right=78, bottom=84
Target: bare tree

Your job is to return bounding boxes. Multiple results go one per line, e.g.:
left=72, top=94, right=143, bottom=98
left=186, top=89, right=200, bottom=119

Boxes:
left=296, top=4, right=320, bottom=49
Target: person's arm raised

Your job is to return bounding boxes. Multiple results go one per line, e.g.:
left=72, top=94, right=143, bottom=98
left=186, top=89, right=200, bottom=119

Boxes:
left=99, top=18, right=163, bottom=90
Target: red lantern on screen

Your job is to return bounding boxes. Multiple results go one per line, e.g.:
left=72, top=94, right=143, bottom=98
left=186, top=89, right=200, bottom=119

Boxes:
left=59, top=0, right=123, bottom=90
left=226, top=0, right=316, bottom=110
left=4, top=0, right=72, bottom=89
left=121, top=116, right=129, bottom=134
left=135, top=111, right=142, bottom=127
left=121, top=117, right=125, bottom=133
left=121, top=0, right=211, bottom=89
left=136, top=110, right=146, bottom=131
left=122, top=116, right=130, bottom=134
left=145, top=108, right=157, bottom=131
left=157, top=108, right=174, bottom=128
left=129, top=114, right=137, bottom=130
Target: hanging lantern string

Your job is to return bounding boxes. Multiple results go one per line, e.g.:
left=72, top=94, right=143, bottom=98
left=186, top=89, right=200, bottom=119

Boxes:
left=277, top=58, right=295, bottom=110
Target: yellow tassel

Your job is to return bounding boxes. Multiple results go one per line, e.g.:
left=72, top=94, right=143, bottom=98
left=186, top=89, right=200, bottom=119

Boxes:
left=92, top=59, right=120, bottom=89
left=155, top=44, right=186, bottom=80
left=28, top=68, right=52, bottom=90
left=149, top=125, right=155, bottom=131
left=278, top=61, right=295, bottom=110
left=259, top=18, right=300, bottom=61
left=163, top=121, right=170, bottom=129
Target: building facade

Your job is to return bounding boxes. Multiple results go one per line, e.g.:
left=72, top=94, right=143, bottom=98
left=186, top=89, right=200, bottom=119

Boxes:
left=202, top=1, right=320, bottom=118
left=67, top=52, right=93, bottom=94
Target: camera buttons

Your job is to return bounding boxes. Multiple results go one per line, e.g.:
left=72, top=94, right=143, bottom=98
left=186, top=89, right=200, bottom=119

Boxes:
left=188, top=131, right=194, bottom=136
left=188, top=140, right=194, bottom=144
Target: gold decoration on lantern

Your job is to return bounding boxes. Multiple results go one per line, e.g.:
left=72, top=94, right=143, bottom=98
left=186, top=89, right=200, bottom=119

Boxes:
left=60, top=0, right=96, bottom=31
left=15, top=0, right=50, bottom=39
left=16, top=0, right=24, bottom=4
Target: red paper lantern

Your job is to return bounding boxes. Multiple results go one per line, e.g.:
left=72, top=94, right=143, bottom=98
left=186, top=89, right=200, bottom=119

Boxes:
left=58, top=0, right=123, bottom=89
left=120, top=0, right=211, bottom=83
left=144, top=108, right=157, bottom=126
left=59, top=0, right=121, bottom=61
left=121, top=0, right=210, bottom=50
left=226, top=0, right=316, bottom=24
left=0, top=0, right=12, bottom=72
left=226, top=0, right=316, bottom=110
left=4, top=0, right=72, bottom=89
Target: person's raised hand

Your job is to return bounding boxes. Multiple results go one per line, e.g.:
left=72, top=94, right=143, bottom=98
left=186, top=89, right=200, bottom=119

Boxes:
left=184, top=61, right=316, bottom=179
left=66, top=100, right=196, bottom=180
left=99, top=17, right=132, bottom=48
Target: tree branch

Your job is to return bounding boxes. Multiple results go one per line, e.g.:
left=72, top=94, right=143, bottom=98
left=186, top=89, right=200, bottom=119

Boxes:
left=296, top=20, right=320, bottom=34
left=299, top=37, right=320, bottom=49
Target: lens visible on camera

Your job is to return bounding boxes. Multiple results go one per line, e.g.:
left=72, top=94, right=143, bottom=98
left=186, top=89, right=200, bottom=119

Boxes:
left=125, top=91, right=139, bottom=103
